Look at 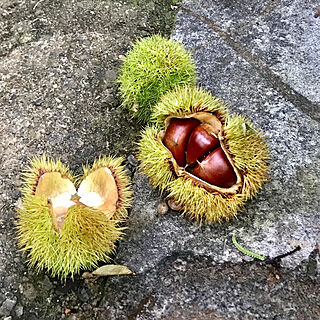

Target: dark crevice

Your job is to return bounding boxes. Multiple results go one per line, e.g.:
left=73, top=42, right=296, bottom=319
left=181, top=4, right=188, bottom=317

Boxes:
left=229, top=0, right=282, bottom=34
left=181, top=7, right=320, bottom=123
left=127, top=294, right=156, bottom=320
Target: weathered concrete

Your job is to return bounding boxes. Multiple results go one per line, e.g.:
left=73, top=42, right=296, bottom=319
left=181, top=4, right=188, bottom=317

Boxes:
left=102, top=253, right=320, bottom=320
left=0, top=0, right=319, bottom=319
left=170, top=0, right=320, bottom=270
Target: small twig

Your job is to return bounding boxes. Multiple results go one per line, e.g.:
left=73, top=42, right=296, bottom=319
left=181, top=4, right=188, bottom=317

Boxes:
left=272, top=245, right=301, bottom=261
left=266, top=245, right=301, bottom=269
left=223, top=238, right=227, bottom=252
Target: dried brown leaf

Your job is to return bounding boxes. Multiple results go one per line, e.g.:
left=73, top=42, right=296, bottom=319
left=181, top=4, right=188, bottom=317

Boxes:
left=92, top=264, right=134, bottom=276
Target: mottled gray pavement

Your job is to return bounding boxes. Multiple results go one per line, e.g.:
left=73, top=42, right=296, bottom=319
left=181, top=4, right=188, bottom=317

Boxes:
left=0, top=0, right=319, bottom=319
left=171, top=0, right=320, bottom=272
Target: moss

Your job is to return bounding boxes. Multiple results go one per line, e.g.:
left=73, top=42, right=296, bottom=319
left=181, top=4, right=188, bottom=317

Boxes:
left=118, top=35, right=197, bottom=122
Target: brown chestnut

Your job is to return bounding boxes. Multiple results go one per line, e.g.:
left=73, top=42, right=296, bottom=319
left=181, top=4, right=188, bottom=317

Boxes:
left=163, top=118, right=200, bottom=167
left=192, top=147, right=237, bottom=188
left=186, top=124, right=219, bottom=166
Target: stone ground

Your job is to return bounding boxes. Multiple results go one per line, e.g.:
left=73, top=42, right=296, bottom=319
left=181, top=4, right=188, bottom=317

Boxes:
left=0, top=0, right=319, bottom=319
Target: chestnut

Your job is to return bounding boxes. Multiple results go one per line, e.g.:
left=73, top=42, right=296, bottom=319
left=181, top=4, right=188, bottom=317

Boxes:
left=192, top=147, right=237, bottom=188
left=163, top=118, right=200, bottom=167
left=186, top=124, right=219, bottom=166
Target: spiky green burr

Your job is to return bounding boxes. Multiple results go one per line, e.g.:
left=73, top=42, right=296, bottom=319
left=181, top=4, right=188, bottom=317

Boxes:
left=118, top=35, right=197, bottom=122
left=16, top=155, right=132, bottom=279
left=137, top=87, right=269, bottom=223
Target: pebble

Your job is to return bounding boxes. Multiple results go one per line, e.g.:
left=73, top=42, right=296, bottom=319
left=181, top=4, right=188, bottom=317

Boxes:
left=34, top=98, right=42, bottom=106
left=156, top=202, right=169, bottom=215
left=15, top=305, right=23, bottom=317
left=78, top=288, right=90, bottom=302
left=12, top=189, right=21, bottom=200
left=0, top=298, right=17, bottom=316
left=41, top=275, right=54, bottom=291
left=127, top=154, right=138, bottom=167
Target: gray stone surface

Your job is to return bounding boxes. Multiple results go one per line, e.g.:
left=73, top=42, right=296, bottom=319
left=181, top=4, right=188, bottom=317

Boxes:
left=102, top=253, right=320, bottom=320
left=0, top=0, right=319, bottom=319
left=181, top=0, right=320, bottom=104
left=0, top=298, right=16, bottom=317
left=170, top=1, right=320, bottom=271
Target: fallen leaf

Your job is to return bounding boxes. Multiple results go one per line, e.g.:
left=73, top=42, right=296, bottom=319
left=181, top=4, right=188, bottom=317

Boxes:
left=92, top=264, right=134, bottom=276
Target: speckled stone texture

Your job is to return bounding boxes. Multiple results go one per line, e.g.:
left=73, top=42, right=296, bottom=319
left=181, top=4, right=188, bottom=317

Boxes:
left=0, top=0, right=319, bottom=319
left=169, top=0, right=320, bottom=269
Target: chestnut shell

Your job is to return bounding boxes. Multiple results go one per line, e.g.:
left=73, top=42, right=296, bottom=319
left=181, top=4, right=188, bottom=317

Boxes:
left=192, top=147, right=237, bottom=188
left=186, top=123, right=219, bottom=166
left=160, top=112, right=242, bottom=194
left=163, top=118, right=200, bottom=167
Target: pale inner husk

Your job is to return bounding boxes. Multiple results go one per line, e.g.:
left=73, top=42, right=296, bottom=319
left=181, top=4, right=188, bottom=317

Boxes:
left=159, top=112, right=243, bottom=195
left=78, top=167, right=118, bottom=212
left=35, top=168, right=118, bottom=232
left=36, top=172, right=77, bottom=231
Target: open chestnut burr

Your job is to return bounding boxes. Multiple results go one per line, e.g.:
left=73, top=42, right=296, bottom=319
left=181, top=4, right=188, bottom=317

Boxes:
left=138, top=87, right=269, bottom=223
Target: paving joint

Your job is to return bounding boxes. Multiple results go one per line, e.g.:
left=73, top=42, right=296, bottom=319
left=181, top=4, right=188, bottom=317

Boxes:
left=181, top=6, right=320, bottom=122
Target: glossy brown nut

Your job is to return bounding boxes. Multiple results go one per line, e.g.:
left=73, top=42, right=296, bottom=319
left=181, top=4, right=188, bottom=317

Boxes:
left=192, top=147, right=237, bottom=188
left=163, top=118, right=200, bottom=167
left=186, top=124, right=219, bottom=166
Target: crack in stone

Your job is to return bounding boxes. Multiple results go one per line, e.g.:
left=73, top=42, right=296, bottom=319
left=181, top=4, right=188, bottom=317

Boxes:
left=181, top=7, right=320, bottom=123
left=228, top=0, right=282, bottom=34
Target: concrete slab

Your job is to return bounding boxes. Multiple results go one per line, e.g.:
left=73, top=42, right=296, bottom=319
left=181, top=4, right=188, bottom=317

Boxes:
left=169, top=1, right=320, bottom=270
left=0, top=0, right=176, bottom=318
